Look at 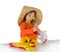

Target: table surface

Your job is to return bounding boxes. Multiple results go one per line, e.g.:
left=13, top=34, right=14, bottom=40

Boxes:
left=0, top=40, right=60, bottom=52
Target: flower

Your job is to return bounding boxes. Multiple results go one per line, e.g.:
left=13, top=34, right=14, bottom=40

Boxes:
left=29, top=39, right=38, bottom=47
left=29, top=18, right=36, bottom=24
left=20, top=36, right=30, bottom=44
left=20, top=36, right=38, bottom=50
left=9, top=36, right=38, bottom=51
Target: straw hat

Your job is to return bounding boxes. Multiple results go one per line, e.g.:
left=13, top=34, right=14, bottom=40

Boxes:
left=18, top=6, right=42, bottom=26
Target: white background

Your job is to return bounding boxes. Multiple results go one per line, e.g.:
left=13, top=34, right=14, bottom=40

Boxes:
left=0, top=0, right=60, bottom=43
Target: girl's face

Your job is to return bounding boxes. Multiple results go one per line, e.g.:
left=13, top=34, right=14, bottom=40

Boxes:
left=26, top=12, right=35, bottom=23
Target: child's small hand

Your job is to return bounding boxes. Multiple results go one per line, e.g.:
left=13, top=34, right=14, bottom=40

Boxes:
left=33, top=23, right=38, bottom=32
left=37, top=29, right=41, bottom=35
left=34, top=23, right=38, bottom=28
left=33, top=27, right=38, bottom=32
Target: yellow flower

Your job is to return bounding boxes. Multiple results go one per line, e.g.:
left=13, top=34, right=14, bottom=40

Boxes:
left=29, top=39, right=38, bottom=47
left=26, top=39, right=38, bottom=50
left=20, top=36, right=30, bottom=44
left=29, top=18, right=36, bottom=24
left=10, top=36, right=38, bottom=51
left=20, top=36, right=38, bottom=50
left=10, top=36, right=29, bottom=48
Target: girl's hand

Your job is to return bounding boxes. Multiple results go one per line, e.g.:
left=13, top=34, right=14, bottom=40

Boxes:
left=37, top=29, right=41, bottom=35
left=34, top=23, right=38, bottom=28
left=33, top=23, right=38, bottom=32
left=33, top=27, right=38, bottom=32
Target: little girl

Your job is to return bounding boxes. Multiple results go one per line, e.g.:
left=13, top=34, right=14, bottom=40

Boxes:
left=9, top=6, right=47, bottom=51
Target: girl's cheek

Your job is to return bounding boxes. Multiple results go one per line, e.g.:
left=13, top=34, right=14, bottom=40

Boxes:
left=26, top=17, right=29, bottom=21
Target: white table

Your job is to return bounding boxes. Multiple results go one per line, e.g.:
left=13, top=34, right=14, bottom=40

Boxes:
left=0, top=40, right=60, bottom=52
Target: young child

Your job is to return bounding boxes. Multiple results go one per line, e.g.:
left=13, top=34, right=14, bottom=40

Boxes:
left=9, top=6, right=47, bottom=51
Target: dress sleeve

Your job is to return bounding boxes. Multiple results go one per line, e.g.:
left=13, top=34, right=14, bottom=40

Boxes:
left=20, top=22, right=34, bottom=34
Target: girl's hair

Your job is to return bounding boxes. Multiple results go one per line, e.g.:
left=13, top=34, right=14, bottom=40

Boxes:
left=22, top=10, right=36, bottom=22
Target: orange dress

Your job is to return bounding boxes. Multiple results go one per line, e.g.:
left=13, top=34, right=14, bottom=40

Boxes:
left=20, top=22, right=38, bottom=40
